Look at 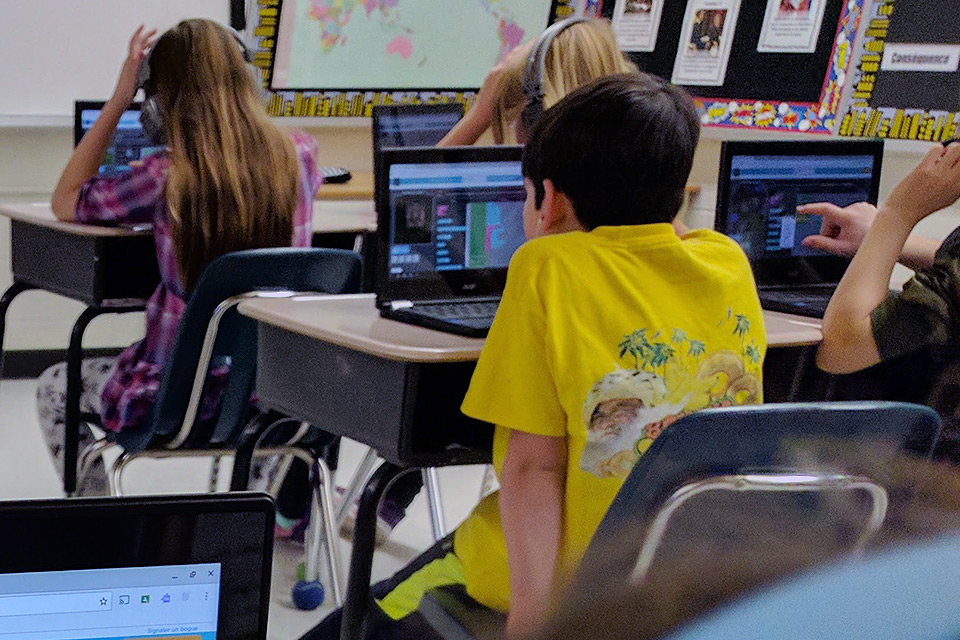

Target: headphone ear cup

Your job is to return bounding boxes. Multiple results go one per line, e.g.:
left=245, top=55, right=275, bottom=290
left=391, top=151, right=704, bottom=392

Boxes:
left=140, top=97, right=165, bottom=145
left=519, top=99, right=543, bottom=139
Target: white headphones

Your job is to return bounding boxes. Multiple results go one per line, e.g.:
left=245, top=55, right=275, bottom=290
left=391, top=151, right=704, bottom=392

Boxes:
left=137, top=26, right=258, bottom=144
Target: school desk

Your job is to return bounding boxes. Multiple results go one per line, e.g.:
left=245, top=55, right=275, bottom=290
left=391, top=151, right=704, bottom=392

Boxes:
left=315, top=170, right=375, bottom=201
left=237, top=293, right=822, bottom=640
left=314, top=172, right=701, bottom=205
left=0, top=201, right=375, bottom=496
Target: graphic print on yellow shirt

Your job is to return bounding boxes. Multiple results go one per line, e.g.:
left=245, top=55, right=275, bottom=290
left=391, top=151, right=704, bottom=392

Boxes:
left=581, top=311, right=763, bottom=479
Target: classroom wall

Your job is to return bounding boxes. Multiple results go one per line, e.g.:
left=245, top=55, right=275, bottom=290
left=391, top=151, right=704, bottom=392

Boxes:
left=1, top=125, right=959, bottom=351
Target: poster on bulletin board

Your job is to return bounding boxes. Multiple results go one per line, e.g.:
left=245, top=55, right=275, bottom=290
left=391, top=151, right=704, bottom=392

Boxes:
left=604, top=0, right=866, bottom=133
left=244, top=0, right=575, bottom=117
left=838, top=0, right=960, bottom=141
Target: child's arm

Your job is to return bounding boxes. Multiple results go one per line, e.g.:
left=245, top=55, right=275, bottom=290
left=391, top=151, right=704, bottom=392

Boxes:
left=499, top=429, right=567, bottom=639
left=52, top=26, right=156, bottom=220
left=799, top=202, right=941, bottom=272
left=818, top=144, right=960, bottom=373
left=439, top=46, right=527, bottom=147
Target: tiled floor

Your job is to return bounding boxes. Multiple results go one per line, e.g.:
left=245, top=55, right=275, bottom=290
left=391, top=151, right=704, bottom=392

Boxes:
left=0, top=378, right=488, bottom=640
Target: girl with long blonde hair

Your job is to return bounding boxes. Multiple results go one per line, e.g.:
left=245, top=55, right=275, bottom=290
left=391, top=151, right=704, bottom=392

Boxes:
left=440, top=18, right=638, bottom=146
left=44, top=20, right=322, bottom=494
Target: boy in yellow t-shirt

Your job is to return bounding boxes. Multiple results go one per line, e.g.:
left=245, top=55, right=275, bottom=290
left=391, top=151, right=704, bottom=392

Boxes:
left=299, top=73, right=764, bottom=640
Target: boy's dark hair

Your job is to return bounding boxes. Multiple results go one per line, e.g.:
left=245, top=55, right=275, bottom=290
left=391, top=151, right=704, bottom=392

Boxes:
left=522, top=73, right=700, bottom=228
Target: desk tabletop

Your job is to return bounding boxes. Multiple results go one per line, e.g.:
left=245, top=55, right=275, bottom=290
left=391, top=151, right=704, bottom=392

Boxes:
left=315, top=171, right=374, bottom=201
left=0, top=202, right=151, bottom=237
left=1, top=200, right=377, bottom=238
left=313, top=173, right=699, bottom=203
left=239, top=293, right=823, bottom=364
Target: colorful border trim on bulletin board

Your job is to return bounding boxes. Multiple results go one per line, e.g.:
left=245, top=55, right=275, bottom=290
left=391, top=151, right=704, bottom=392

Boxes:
left=838, top=0, right=960, bottom=141
left=696, top=0, right=865, bottom=133
left=249, top=0, right=573, bottom=117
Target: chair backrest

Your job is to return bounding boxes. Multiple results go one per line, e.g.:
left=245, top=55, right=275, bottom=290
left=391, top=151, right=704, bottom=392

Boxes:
left=661, top=533, right=960, bottom=640
left=576, top=402, right=942, bottom=586
left=114, top=248, right=362, bottom=453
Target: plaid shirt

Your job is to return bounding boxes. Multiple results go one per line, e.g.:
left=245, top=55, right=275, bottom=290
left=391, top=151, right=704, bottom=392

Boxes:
left=75, top=131, right=321, bottom=432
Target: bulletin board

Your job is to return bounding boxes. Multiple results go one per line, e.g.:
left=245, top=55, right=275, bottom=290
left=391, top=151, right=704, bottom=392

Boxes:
left=242, top=0, right=576, bottom=117
left=601, top=0, right=867, bottom=133
left=838, top=0, right=960, bottom=141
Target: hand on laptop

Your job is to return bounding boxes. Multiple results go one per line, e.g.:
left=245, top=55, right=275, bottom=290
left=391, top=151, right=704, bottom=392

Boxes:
left=798, top=201, right=877, bottom=257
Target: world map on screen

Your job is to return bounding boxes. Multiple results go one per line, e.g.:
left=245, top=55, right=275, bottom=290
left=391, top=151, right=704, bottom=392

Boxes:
left=271, top=0, right=553, bottom=90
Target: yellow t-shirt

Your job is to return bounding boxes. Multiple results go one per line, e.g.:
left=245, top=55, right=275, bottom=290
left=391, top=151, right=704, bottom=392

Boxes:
left=455, top=224, right=765, bottom=612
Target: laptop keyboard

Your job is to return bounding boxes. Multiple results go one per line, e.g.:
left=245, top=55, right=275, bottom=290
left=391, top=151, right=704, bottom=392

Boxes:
left=417, top=301, right=500, bottom=320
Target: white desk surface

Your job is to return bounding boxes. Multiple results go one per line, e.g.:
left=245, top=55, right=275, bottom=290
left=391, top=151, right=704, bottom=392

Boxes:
left=0, top=200, right=377, bottom=236
left=0, top=202, right=149, bottom=237
left=239, top=293, right=823, bottom=364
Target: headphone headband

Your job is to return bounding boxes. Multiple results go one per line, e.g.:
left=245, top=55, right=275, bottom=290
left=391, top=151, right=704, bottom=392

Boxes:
left=519, top=17, right=589, bottom=136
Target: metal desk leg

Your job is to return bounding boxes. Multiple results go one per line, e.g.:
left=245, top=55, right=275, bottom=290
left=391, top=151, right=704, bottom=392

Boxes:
left=0, top=282, right=35, bottom=382
left=63, top=307, right=106, bottom=496
left=423, top=467, right=448, bottom=541
left=340, top=461, right=405, bottom=640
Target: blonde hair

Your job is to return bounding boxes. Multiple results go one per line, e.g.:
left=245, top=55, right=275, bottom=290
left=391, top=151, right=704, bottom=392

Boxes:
left=149, top=19, right=301, bottom=292
left=492, top=19, right=638, bottom=144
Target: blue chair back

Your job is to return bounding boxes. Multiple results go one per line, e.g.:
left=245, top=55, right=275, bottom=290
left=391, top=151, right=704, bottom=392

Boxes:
left=662, top=533, right=960, bottom=640
left=578, top=402, right=942, bottom=584
left=114, top=248, right=362, bottom=453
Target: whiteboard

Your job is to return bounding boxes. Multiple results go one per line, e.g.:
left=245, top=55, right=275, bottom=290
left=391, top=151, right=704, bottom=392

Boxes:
left=0, top=1, right=228, bottom=118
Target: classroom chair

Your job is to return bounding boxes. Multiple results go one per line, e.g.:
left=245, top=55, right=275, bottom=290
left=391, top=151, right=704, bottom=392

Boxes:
left=76, top=247, right=362, bottom=610
left=661, top=532, right=960, bottom=640
left=417, top=401, right=942, bottom=640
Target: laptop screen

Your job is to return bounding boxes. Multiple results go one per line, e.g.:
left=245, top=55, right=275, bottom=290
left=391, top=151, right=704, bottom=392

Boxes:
left=716, top=140, right=883, bottom=287
left=0, top=494, right=273, bottom=640
left=372, top=104, right=463, bottom=152
left=0, top=563, right=220, bottom=640
left=376, top=146, right=526, bottom=303
left=75, top=101, right=162, bottom=177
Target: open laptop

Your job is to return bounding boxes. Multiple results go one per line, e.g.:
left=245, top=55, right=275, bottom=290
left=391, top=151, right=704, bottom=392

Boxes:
left=716, top=140, right=884, bottom=318
left=372, top=103, right=464, bottom=153
left=75, top=100, right=162, bottom=177
left=375, top=146, right=526, bottom=337
left=0, top=493, right=274, bottom=640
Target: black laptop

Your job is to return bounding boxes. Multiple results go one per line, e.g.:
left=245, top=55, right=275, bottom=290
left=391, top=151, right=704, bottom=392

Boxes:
left=716, top=140, right=884, bottom=318
left=75, top=100, right=162, bottom=177
left=375, top=145, right=527, bottom=337
left=0, top=493, right=274, bottom=640
left=371, top=103, right=464, bottom=154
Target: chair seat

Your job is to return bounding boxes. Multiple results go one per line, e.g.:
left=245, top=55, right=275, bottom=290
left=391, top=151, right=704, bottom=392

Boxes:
left=419, top=585, right=506, bottom=640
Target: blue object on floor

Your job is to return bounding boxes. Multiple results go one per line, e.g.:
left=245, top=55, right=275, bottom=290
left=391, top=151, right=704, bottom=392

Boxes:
left=293, top=580, right=325, bottom=610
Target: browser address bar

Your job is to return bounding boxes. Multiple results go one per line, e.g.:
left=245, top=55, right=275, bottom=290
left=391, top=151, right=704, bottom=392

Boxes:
left=0, top=590, right=112, bottom=617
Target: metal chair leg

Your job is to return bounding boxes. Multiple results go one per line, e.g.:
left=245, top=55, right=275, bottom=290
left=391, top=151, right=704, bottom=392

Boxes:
left=208, top=456, right=223, bottom=493
left=312, top=458, right=344, bottom=606
left=268, top=455, right=295, bottom=497
left=77, top=438, right=116, bottom=493
left=423, top=467, right=448, bottom=541
left=109, top=451, right=136, bottom=497
left=336, top=447, right=379, bottom=527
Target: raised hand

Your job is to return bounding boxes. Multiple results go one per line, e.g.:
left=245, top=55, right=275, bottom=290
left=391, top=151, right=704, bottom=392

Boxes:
left=110, top=25, right=158, bottom=108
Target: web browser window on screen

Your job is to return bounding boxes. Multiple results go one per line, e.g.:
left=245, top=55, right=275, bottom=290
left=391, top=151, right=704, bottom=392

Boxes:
left=0, top=563, right=220, bottom=640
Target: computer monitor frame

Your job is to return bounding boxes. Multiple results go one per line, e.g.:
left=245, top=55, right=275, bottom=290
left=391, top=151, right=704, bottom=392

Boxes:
left=0, top=493, right=274, bottom=640
left=375, top=145, right=525, bottom=305
left=371, top=103, right=465, bottom=154
left=74, top=100, right=142, bottom=146
left=716, top=139, right=884, bottom=288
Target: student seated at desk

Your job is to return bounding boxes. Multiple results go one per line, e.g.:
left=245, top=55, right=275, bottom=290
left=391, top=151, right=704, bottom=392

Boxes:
left=804, top=145, right=960, bottom=458
left=301, top=74, right=765, bottom=640
left=41, top=20, right=322, bottom=494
